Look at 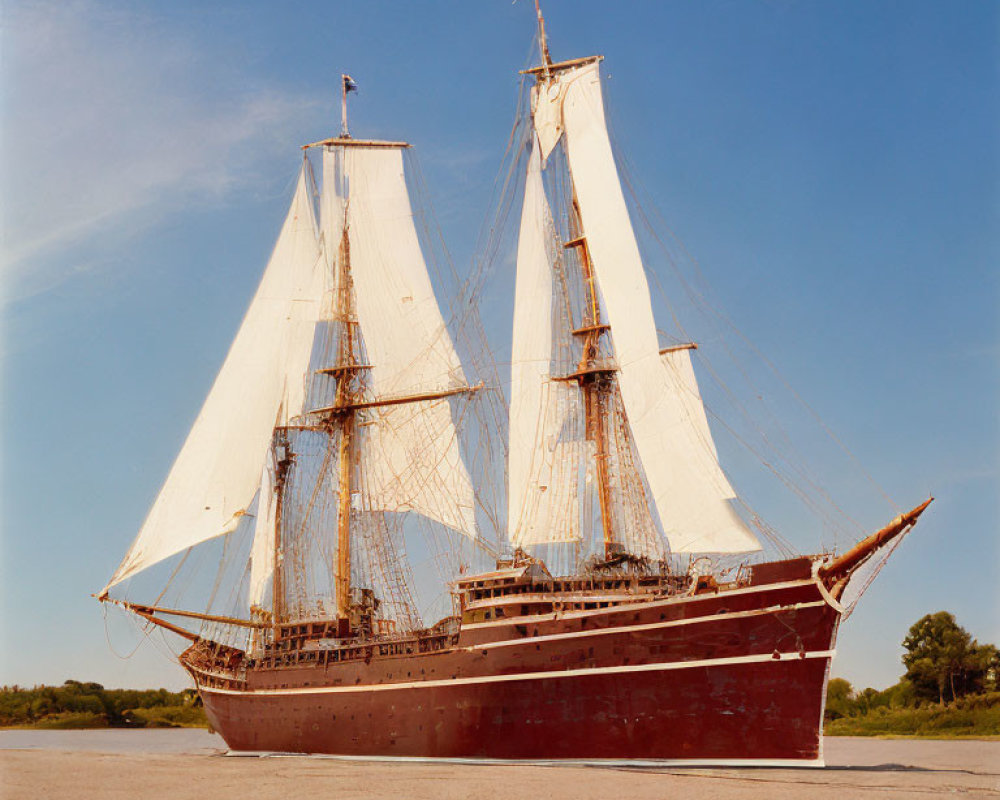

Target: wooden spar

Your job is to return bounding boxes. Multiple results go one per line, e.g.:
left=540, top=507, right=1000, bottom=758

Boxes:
left=133, top=611, right=199, bottom=642
left=818, top=497, right=934, bottom=584
left=99, top=597, right=268, bottom=632
left=566, top=194, right=616, bottom=559
left=533, top=0, right=553, bottom=77
left=659, top=343, right=699, bottom=355
left=302, top=138, right=410, bottom=150
left=335, top=415, right=353, bottom=619
left=333, top=225, right=358, bottom=623
left=520, top=55, right=603, bottom=77
left=552, top=365, right=616, bottom=382
left=272, top=429, right=292, bottom=634
left=316, top=364, right=372, bottom=376
left=310, top=382, right=484, bottom=416
left=571, top=323, right=611, bottom=337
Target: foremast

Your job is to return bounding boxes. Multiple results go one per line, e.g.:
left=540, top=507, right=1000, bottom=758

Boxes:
left=285, top=133, right=483, bottom=636
left=100, top=81, right=484, bottom=644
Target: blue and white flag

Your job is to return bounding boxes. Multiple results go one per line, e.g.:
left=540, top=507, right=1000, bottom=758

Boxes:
left=343, top=74, right=358, bottom=94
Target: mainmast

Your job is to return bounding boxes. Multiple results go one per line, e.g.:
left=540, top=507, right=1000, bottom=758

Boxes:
left=534, top=0, right=553, bottom=78
left=528, top=5, right=619, bottom=561
left=561, top=197, right=618, bottom=559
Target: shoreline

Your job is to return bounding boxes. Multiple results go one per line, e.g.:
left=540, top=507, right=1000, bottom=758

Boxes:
left=5, top=724, right=998, bottom=741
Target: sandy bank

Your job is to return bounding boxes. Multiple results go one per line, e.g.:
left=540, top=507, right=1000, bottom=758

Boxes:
left=2, top=738, right=998, bottom=800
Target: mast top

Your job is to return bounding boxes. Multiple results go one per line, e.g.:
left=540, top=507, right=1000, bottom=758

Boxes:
left=534, top=0, right=553, bottom=77
left=341, top=74, right=357, bottom=138
left=305, top=74, right=411, bottom=150
left=521, top=54, right=603, bottom=78
left=524, top=3, right=602, bottom=79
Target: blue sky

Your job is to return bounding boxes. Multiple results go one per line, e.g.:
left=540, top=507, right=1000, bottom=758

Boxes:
left=2, top=0, right=997, bottom=692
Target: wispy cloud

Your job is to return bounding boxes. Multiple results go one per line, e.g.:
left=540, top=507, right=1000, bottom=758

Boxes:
left=1, top=1, right=321, bottom=304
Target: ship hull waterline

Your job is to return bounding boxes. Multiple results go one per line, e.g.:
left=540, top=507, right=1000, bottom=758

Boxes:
left=186, top=570, right=843, bottom=765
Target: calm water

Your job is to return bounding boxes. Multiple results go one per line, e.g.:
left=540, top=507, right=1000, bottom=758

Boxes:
left=0, top=728, right=225, bottom=754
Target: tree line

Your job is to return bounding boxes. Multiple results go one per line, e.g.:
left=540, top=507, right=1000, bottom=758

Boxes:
left=827, top=611, right=998, bottom=721
left=0, top=680, right=205, bottom=728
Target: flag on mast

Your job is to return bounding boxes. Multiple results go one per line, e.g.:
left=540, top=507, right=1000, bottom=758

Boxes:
left=341, top=74, right=358, bottom=136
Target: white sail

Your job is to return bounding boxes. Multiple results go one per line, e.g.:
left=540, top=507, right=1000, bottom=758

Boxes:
left=102, top=167, right=325, bottom=594
left=248, top=461, right=275, bottom=610
left=508, top=142, right=581, bottom=548
left=320, top=146, right=344, bottom=316
left=343, top=146, right=477, bottom=539
left=658, top=347, right=758, bottom=551
left=532, top=61, right=760, bottom=554
left=660, top=348, right=721, bottom=462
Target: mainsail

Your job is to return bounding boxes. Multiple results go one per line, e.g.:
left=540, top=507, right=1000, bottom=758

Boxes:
left=102, top=167, right=326, bottom=595
left=509, top=58, right=761, bottom=556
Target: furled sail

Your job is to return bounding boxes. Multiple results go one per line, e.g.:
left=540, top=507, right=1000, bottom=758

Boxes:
left=343, top=146, right=477, bottom=539
left=102, top=167, right=326, bottom=595
left=508, top=141, right=581, bottom=548
left=530, top=60, right=760, bottom=554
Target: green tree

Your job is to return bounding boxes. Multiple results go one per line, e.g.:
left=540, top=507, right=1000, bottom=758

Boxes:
left=825, top=677, right=855, bottom=720
left=855, top=687, right=882, bottom=715
left=902, top=612, right=991, bottom=703
left=967, top=643, right=999, bottom=694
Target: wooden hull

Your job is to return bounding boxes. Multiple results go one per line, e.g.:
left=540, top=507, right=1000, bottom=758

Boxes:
left=188, top=570, right=843, bottom=764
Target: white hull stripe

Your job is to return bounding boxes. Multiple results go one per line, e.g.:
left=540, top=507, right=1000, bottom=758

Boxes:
left=466, top=601, right=827, bottom=652
left=222, top=751, right=824, bottom=768
left=461, top=577, right=822, bottom=631
left=198, top=649, right=836, bottom=697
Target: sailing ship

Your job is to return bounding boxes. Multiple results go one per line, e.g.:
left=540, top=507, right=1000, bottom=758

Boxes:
left=98, top=9, right=932, bottom=765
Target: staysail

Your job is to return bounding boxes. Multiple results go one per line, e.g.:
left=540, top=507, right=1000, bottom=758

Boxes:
left=102, top=166, right=326, bottom=595
left=247, top=460, right=275, bottom=610
left=508, top=142, right=581, bottom=547
left=519, top=59, right=760, bottom=555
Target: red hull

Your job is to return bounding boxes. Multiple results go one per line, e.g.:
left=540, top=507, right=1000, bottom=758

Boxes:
left=189, top=570, right=842, bottom=764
